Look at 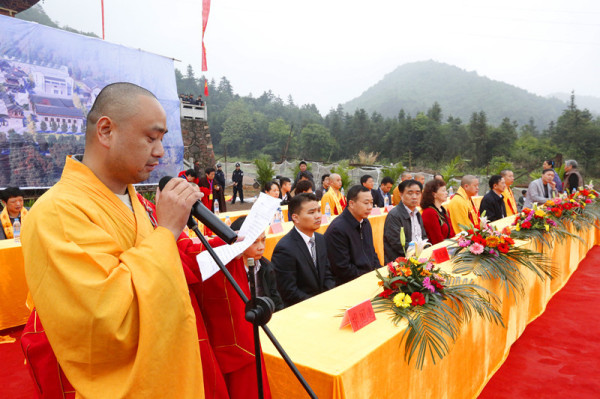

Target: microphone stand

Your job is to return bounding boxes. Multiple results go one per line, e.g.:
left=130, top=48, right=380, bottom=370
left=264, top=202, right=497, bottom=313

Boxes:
left=246, top=258, right=264, bottom=399
left=191, top=223, right=317, bottom=399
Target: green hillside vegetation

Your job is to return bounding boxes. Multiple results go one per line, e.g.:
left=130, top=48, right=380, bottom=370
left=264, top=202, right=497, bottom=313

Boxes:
left=16, top=5, right=100, bottom=38
left=178, top=65, right=600, bottom=177
left=342, top=60, right=566, bottom=128
left=548, top=92, right=600, bottom=116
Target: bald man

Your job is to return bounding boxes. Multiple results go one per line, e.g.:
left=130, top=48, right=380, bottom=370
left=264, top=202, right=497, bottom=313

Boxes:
left=446, top=175, right=481, bottom=232
left=392, top=171, right=413, bottom=206
left=321, top=173, right=347, bottom=215
left=21, top=83, right=206, bottom=398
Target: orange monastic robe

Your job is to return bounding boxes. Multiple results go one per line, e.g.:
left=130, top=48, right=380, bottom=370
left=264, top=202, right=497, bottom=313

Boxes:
left=392, top=186, right=401, bottom=206
left=21, top=157, right=204, bottom=398
left=320, top=188, right=346, bottom=215
left=446, top=186, right=480, bottom=232
left=502, top=187, right=518, bottom=216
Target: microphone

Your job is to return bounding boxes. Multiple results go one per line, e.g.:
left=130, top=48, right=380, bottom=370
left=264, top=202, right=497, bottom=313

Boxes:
left=159, top=176, right=238, bottom=244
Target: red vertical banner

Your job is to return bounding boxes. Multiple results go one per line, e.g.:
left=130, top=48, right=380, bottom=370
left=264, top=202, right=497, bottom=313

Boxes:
left=101, top=0, right=105, bottom=40
left=204, top=79, right=209, bottom=97
left=202, top=0, right=211, bottom=71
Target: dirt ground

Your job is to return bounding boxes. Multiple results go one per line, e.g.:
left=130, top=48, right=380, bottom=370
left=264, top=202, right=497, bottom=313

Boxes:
left=222, top=185, right=262, bottom=212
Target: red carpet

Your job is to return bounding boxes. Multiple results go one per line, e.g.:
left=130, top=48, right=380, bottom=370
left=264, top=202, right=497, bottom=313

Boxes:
left=1, top=247, right=599, bottom=398
left=479, top=245, right=600, bottom=399
left=0, top=326, right=37, bottom=399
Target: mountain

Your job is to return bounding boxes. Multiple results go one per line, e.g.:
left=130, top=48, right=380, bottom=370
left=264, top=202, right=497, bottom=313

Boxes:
left=342, top=60, right=567, bottom=128
left=16, top=4, right=99, bottom=38
left=547, top=92, right=600, bottom=116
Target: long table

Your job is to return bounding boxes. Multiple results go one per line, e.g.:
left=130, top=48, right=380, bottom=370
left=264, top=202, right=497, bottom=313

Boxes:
left=260, top=218, right=599, bottom=399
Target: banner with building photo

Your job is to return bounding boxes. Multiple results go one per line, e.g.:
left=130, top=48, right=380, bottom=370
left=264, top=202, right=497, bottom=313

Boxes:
left=0, top=15, right=183, bottom=188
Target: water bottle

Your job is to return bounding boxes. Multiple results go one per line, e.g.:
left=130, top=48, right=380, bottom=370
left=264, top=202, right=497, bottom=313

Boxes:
left=13, top=219, right=21, bottom=243
left=325, top=202, right=331, bottom=219
left=213, top=199, right=219, bottom=215
left=448, top=186, right=454, bottom=197
left=406, top=241, right=416, bottom=258
left=384, top=195, right=389, bottom=207
left=225, top=216, right=232, bottom=227
left=273, top=209, right=281, bottom=224
left=278, top=207, right=284, bottom=222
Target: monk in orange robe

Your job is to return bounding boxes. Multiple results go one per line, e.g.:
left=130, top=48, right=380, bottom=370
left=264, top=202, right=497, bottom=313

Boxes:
left=21, top=83, right=205, bottom=398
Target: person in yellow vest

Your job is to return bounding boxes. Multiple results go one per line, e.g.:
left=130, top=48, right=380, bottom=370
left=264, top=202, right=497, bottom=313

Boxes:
left=321, top=173, right=346, bottom=215
left=501, top=169, right=518, bottom=216
left=0, top=186, right=27, bottom=240
left=391, top=171, right=413, bottom=206
left=446, top=175, right=480, bottom=232
left=21, top=83, right=205, bottom=398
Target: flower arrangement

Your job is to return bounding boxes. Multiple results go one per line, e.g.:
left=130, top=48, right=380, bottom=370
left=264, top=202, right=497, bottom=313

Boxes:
left=544, top=191, right=598, bottom=233
left=451, top=215, right=555, bottom=297
left=511, top=204, right=576, bottom=247
left=372, top=229, right=503, bottom=369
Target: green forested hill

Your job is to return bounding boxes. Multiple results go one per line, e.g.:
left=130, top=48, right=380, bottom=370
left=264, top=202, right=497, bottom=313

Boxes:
left=342, top=60, right=566, bottom=128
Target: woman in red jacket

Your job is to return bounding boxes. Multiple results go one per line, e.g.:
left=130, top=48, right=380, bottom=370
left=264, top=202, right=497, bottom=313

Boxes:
left=421, top=179, right=455, bottom=245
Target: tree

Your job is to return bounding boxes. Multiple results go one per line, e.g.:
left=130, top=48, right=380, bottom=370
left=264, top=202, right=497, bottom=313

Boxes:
left=263, top=118, right=292, bottom=161
left=220, top=100, right=255, bottom=156
left=298, top=124, right=335, bottom=161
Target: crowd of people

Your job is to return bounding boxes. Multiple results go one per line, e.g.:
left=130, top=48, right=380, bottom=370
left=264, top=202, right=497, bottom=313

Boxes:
left=2, top=82, right=588, bottom=399
left=179, top=93, right=205, bottom=106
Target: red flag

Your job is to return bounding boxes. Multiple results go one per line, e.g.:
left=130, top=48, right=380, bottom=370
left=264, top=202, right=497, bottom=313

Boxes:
left=204, top=79, right=209, bottom=97
left=101, top=0, right=105, bottom=40
left=202, top=0, right=211, bottom=71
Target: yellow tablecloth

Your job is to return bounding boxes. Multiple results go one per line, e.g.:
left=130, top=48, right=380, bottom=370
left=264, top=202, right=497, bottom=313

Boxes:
left=260, top=218, right=599, bottom=399
left=0, top=239, right=30, bottom=330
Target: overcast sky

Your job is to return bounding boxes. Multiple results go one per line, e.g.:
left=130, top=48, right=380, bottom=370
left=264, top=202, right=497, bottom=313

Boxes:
left=40, top=0, right=600, bottom=114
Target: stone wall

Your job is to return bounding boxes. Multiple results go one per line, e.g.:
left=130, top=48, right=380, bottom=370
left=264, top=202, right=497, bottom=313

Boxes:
left=180, top=118, right=215, bottom=169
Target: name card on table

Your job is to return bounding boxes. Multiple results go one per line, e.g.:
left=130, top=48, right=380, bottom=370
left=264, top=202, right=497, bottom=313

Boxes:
left=385, top=205, right=394, bottom=213
left=432, top=247, right=450, bottom=263
left=340, top=299, right=376, bottom=332
left=370, top=207, right=382, bottom=216
left=269, top=222, right=284, bottom=234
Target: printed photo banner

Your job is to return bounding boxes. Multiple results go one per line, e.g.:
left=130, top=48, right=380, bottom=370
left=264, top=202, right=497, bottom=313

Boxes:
left=0, top=15, right=183, bottom=188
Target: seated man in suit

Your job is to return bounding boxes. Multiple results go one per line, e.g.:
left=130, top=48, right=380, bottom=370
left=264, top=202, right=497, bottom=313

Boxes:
left=479, top=175, right=507, bottom=222
left=231, top=217, right=284, bottom=311
left=271, top=193, right=336, bottom=307
left=325, top=185, right=381, bottom=285
left=373, top=176, right=394, bottom=208
left=383, top=179, right=427, bottom=263
left=524, top=169, right=557, bottom=208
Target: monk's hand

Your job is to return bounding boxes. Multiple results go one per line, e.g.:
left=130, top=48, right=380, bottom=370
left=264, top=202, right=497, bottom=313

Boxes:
left=156, top=178, right=203, bottom=238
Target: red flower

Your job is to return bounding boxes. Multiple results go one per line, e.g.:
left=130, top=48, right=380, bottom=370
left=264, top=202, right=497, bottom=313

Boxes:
left=504, top=237, right=514, bottom=245
left=431, top=279, right=444, bottom=290
left=503, top=226, right=512, bottom=236
left=472, top=234, right=486, bottom=245
left=379, top=289, right=395, bottom=299
left=392, top=280, right=407, bottom=288
left=498, top=243, right=510, bottom=254
left=521, top=221, right=532, bottom=229
left=411, top=292, right=425, bottom=306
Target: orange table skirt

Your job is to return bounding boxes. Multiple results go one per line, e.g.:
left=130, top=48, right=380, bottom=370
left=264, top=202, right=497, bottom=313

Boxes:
left=260, top=218, right=599, bottom=399
left=0, top=239, right=29, bottom=330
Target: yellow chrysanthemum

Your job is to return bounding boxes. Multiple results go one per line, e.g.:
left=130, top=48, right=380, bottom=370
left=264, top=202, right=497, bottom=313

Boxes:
left=393, top=293, right=412, bottom=308
left=535, top=209, right=546, bottom=218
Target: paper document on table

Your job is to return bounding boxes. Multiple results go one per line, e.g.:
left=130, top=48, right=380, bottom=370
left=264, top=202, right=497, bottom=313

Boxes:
left=197, top=193, right=281, bottom=281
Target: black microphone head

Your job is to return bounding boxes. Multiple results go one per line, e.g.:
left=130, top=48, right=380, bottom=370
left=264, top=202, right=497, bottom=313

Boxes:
left=159, top=175, right=173, bottom=191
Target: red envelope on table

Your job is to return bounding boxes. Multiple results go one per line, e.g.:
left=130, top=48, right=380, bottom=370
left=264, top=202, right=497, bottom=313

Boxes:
left=370, top=207, right=382, bottom=216
left=432, top=247, right=450, bottom=263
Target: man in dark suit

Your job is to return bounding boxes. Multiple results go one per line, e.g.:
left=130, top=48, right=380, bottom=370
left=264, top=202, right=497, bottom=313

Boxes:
left=325, top=185, right=382, bottom=286
left=479, top=175, right=507, bottom=222
left=271, top=193, right=336, bottom=307
left=372, top=176, right=394, bottom=208
left=383, top=179, right=427, bottom=263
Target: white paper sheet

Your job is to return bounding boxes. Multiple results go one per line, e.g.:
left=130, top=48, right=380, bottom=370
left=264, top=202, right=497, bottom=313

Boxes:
left=197, top=193, right=281, bottom=281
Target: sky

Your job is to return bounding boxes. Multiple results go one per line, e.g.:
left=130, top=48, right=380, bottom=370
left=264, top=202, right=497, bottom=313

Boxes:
left=39, top=0, right=600, bottom=114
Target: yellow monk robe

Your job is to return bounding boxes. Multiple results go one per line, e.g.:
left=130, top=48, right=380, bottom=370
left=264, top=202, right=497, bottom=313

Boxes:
left=320, top=187, right=346, bottom=215
left=446, top=186, right=480, bottom=233
left=21, top=157, right=204, bottom=399
left=1, top=206, right=27, bottom=239
left=391, top=186, right=401, bottom=206
left=502, top=186, right=518, bottom=216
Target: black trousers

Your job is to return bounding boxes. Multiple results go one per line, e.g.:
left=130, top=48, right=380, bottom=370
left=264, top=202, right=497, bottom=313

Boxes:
left=232, top=184, right=244, bottom=203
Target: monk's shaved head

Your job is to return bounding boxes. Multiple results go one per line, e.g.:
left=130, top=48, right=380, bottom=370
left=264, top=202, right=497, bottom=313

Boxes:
left=461, top=175, right=478, bottom=187
left=86, top=82, right=158, bottom=142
